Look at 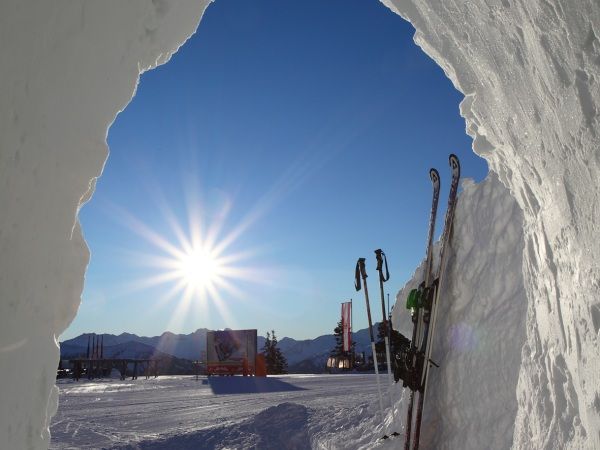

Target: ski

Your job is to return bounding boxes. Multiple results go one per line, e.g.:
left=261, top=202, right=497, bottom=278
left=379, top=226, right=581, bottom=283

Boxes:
left=400, top=167, right=440, bottom=450
left=412, top=154, right=461, bottom=450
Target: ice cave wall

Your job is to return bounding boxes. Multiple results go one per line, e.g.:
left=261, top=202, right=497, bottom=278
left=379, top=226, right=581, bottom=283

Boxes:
left=384, top=0, right=600, bottom=448
left=0, top=1, right=210, bottom=448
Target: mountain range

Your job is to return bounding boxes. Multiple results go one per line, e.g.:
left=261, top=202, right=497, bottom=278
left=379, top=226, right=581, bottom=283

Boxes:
left=60, top=325, right=380, bottom=373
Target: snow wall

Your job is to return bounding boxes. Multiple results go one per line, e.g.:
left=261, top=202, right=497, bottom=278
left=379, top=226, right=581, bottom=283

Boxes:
left=0, top=1, right=211, bottom=448
left=0, top=0, right=598, bottom=449
left=383, top=1, right=600, bottom=449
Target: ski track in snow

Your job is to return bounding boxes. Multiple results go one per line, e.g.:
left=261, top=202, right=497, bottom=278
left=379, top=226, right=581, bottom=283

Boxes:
left=50, top=374, right=405, bottom=450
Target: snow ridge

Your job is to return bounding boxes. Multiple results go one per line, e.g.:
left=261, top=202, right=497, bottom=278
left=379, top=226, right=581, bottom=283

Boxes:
left=114, top=403, right=311, bottom=450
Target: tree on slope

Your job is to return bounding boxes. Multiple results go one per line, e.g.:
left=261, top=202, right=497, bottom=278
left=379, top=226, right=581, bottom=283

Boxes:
left=330, top=320, right=345, bottom=358
left=262, top=330, right=287, bottom=374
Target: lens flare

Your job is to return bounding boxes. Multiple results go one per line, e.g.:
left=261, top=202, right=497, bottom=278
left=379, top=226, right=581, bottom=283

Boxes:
left=101, top=189, right=264, bottom=332
left=100, top=133, right=341, bottom=331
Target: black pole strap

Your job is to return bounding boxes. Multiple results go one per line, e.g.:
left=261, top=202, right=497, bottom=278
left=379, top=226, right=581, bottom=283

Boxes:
left=374, top=249, right=390, bottom=282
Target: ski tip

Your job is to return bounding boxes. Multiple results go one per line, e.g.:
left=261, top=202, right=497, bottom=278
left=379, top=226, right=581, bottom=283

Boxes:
left=449, top=154, right=460, bottom=177
left=429, top=168, right=440, bottom=184
left=449, top=154, right=460, bottom=168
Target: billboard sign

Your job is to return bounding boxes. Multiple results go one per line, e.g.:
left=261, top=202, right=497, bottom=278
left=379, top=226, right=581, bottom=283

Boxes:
left=206, top=329, right=257, bottom=376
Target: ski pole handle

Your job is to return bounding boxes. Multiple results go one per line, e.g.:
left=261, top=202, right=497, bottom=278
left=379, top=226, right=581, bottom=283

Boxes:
left=375, top=249, right=389, bottom=334
left=356, top=258, right=375, bottom=342
left=374, top=249, right=390, bottom=282
left=355, top=257, right=367, bottom=291
left=358, top=257, right=367, bottom=280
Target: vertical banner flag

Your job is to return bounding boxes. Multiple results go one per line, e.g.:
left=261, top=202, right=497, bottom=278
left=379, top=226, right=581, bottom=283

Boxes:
left=341, top=301, right=352, bottom=352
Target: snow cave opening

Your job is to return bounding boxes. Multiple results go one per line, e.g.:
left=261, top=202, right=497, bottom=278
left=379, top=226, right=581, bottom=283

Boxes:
left=58, top=1, right=494, bottom=444
left=67, top=0, right=488, bottom=342
left=2, top=0, right=599, bottom=448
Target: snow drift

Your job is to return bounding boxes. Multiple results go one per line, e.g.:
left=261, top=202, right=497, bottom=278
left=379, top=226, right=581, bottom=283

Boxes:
left=0, top=0, right=598, bottom=448
left=392, top=174, right=527, bottom=449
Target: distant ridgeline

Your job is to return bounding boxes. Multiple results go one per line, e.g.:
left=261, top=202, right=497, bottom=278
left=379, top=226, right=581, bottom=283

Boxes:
left=60, top=326, right=377, bottom=374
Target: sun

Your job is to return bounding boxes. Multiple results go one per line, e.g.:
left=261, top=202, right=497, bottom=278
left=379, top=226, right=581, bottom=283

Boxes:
left=176, top=246, right=224, bottom=292
left=110, top=177, right=277, bottom=331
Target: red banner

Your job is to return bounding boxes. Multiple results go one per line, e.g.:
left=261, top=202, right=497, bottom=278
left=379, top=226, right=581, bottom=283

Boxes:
left=341, top=301, right=352, bottom=352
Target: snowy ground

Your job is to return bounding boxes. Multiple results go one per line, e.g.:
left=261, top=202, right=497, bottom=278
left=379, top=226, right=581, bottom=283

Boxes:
left=50, top=374, right=406, bottom=449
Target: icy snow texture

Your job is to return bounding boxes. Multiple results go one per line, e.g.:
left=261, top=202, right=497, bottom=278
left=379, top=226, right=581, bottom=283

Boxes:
left=0, top=1, right=210, bottom=448
left=1, top=0, right=599, bottom=448
left=382, top=1, right=600, bottom=448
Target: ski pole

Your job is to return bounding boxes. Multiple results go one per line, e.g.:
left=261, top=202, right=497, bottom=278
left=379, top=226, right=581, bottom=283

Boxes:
left=355, top=258, right=386, bottom=427
left=374, top=249, right=396, bottom=416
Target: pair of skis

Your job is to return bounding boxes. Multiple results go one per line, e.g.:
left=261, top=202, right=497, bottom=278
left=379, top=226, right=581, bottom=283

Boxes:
left=402, top=154, right=461, bottom=450
left=355, top=250, right=397, bottom=438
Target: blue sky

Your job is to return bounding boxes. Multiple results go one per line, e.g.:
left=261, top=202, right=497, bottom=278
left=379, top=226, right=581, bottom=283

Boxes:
left=63, top=0, right=488, bottom=341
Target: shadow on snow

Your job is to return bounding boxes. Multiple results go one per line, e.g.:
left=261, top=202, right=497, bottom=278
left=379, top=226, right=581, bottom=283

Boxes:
left=205, top=376, right=308, bottom=395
